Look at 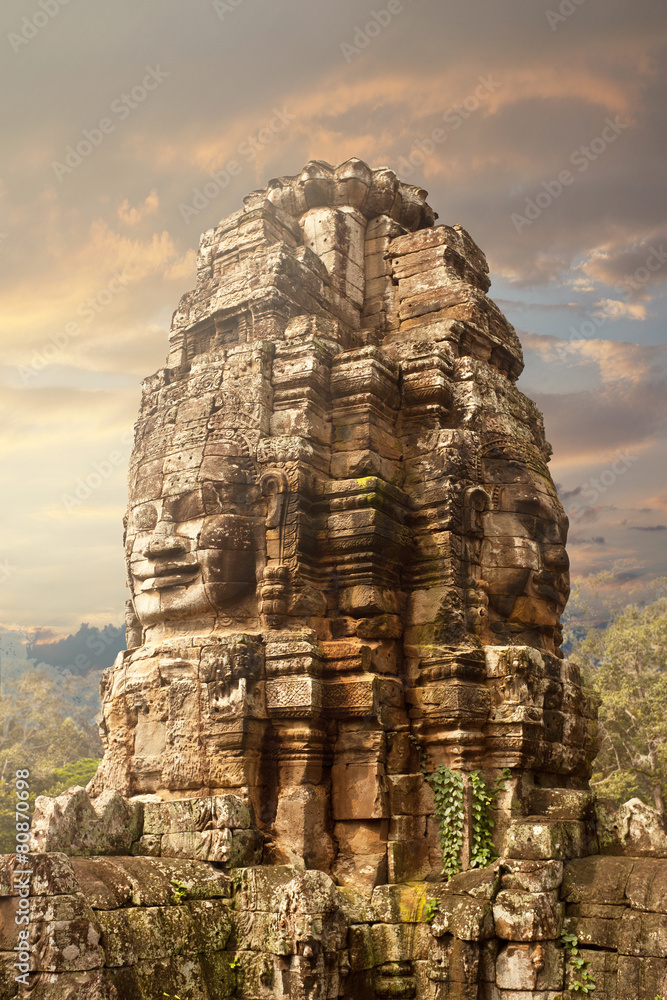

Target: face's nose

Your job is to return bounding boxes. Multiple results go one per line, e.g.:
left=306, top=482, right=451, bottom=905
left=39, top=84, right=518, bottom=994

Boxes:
left=142, top=527, right=188, bottom=559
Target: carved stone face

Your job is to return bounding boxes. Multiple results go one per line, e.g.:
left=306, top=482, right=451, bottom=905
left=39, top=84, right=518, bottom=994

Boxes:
left=126, top=460, right=262, bottom=628
left=480, top=476, right=569, bottom=637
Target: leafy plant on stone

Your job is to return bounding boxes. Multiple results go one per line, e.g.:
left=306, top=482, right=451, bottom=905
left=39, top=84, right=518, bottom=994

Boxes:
left=469, top=768, right=511, bottom=869
left=422, top=897, right=439, bottom=924
left=561, top=930, right=596, bottom=993
left=170, top=878, right=188, bottom=904
left=428, top=766, right=465, bottom=878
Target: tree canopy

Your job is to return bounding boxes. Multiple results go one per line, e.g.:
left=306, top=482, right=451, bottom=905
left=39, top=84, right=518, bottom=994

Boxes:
left=568, top=584, right=667, bottom=819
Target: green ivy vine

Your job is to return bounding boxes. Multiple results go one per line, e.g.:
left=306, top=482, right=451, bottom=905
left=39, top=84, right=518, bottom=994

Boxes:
left=470, top=768, right=510, bottom=869
left=428, top=766, right=511, bottom=878
left=561, top=931, right=596, bottom=994
left=427, top=766, right=465, bottom=878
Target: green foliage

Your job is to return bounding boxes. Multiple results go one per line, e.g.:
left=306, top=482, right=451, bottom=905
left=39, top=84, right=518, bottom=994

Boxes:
left=469, top=768, right=510, bottom=869
left=170, top=878, right=188, bottom=904
left=44, top=758, right=101, bottom=797
left=561, top=930, right=596, bottom=993
left=423, top=898, right=439, bottom=924
left=574, top=593, right=667, bottom=817
left=0, top=666, right=103, bottom=852
left=229, top=956, right=240, bottom=969
left=428, top=766, right=510, bottom=877
left=428, top=766, right=465, bottom=878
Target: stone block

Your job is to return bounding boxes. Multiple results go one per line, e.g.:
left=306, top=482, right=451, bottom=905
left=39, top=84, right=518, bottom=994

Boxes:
left=96, top=905, right=193, bottom=966
left=69, top=857, right=135, bottom=910
left=332, top=851, right=387, bottom=894
left=500, top=859, right=563, bottom=893
left=617, top=909, right=667, bottom=957
left=274, top=785, right=333, bottom=870
left=348, top=924, right=375, bottom=971
left=131, top=834, right=161, bottom=857
left=30, top=788, right=142, bottom=856
left=387, top=774, right=434, bottom=816
left=496, top=941, right=564, bottom=991
left=561, top=856, right=633, bottom=905
left=502, top=820, right=587, bottom=860
left=370, top=883, right=432, bottom=924
left=431, top=895, right=495, bottom=941
left=229, top=828, right=263, bottom=868
left=624, top=857, right=667, bottom=912
left=562, top=911, right=620, bottom=950
left=493, top=891, right=563, bottom=941
left=30, top=917, right=105, bottom=973
left=161, top=828, right=232, bottom=863
left=386, top=839, right=432, bottom=882
left=332, top=763, right=388, bottom=820
left=334, top=820, right=387, bottom=856
left=387, top=814, right=426, bottom=842
left=371, top=922, right=430, bottom=963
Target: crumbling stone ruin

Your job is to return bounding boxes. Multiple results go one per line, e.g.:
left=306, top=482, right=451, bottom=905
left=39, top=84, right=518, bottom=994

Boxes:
left=6, top=160, right=667, bottom=998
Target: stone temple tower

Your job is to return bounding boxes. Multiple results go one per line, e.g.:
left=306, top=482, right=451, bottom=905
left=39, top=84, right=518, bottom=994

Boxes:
left=19, top=161, right=667, bottom=1000
left=91, top=156, right=596, bottom=885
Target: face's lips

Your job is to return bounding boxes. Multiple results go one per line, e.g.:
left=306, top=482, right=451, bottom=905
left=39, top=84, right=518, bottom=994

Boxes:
left=134, top=559, right=199, bottom=590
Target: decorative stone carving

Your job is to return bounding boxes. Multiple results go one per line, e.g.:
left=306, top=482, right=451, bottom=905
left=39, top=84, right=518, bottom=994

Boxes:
left=84, top=159, right=598, bottom=892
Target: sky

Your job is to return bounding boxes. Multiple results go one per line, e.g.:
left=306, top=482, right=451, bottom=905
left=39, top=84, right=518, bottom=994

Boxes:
left=0, top=0, right=665, bottom=635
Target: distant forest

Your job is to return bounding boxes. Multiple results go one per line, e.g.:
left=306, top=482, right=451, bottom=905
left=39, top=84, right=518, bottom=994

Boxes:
left=28, top=622, right=126, bottom=675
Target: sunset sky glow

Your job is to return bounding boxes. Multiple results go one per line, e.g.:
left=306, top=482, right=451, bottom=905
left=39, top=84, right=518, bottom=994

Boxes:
left=1, top=0, right=665, bottom=634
